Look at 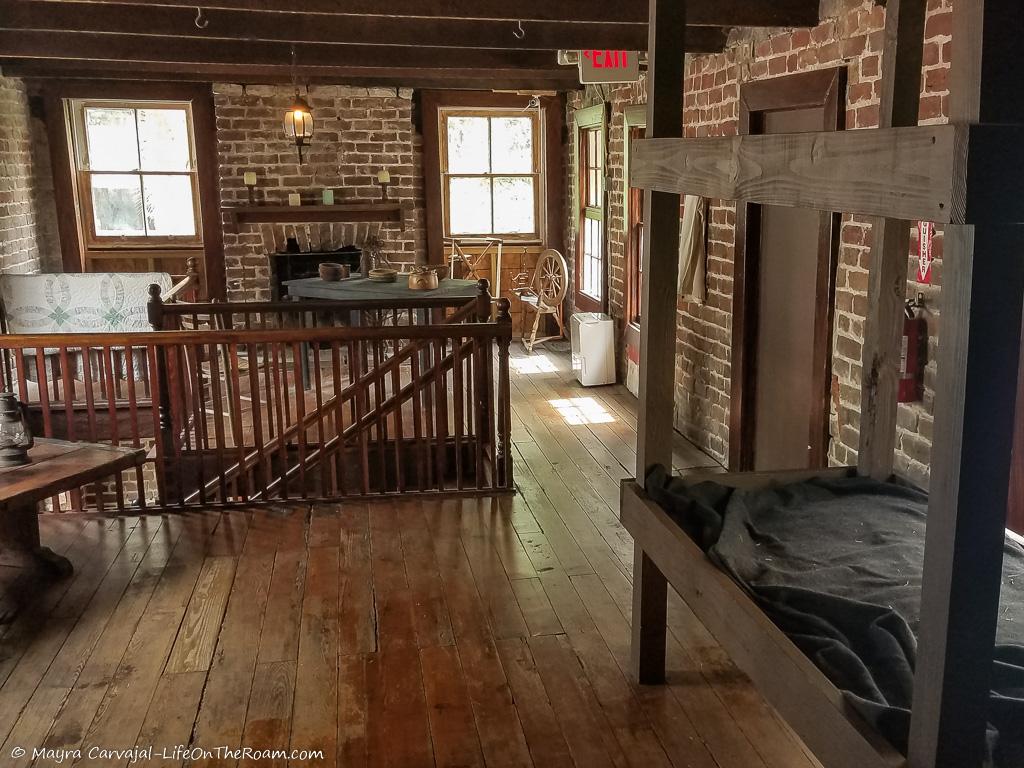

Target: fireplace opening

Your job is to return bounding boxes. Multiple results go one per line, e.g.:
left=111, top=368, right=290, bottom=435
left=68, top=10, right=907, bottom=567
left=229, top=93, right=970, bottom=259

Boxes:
left=271, top=243, right=363, bottom=299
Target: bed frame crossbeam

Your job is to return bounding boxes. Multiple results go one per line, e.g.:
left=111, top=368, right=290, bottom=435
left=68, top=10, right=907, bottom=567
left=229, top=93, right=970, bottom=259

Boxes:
left=629, top=122, right=1024, bottom=226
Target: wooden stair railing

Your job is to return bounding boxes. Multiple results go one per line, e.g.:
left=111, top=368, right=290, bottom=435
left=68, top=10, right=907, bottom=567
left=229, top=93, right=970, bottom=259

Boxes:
left=175, top=288, right=492, bottom=504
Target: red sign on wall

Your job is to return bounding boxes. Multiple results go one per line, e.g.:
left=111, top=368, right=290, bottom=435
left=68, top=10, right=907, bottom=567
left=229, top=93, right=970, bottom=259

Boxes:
left=579, top=50, right=641, bottom=84
left=917, top=221, right=935, bottom=284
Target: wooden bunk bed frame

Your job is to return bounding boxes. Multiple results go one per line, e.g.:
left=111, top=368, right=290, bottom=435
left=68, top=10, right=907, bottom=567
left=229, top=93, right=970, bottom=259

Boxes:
left=626, top=2, right=1023, bottom=768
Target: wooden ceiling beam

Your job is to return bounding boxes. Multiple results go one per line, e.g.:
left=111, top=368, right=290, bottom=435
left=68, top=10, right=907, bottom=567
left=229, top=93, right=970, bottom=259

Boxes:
left=1, top=59, right=580, bottom=89
left=0, top=30, right=584, bottom=68
left=1, top=1, right=660, bottom=50
left=23, top=0, right=821, bottom=27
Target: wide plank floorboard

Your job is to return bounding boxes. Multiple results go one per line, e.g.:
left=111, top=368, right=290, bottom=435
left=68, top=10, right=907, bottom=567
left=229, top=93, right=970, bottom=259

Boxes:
left=0, top=350, right=818, bottom=767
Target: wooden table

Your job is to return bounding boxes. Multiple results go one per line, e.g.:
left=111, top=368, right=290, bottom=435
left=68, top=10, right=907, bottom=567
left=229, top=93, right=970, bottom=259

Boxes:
left=283, top=274, right=480, bottom=303
left=0, top=439, right=146, bottom=575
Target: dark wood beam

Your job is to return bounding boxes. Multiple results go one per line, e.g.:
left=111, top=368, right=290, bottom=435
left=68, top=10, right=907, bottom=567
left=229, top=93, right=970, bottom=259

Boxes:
left=909, top=0, right=1024, bottom=765
left=0, top=30, right=577, bottom=69
left=2, top=0, right=658, bottom=50
left=0, top=59, right=578, bottom=82
left=26, top=0, right=821, bottom=26
left=857, top=0, right=928, bottom=482
left=631, top=0, right=685, bottom=686
left=4, top=61, right=578, bottom=90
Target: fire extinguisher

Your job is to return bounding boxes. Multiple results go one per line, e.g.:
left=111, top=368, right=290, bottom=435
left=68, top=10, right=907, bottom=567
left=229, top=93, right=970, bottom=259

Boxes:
left=898, top=295, right=927, bottom=403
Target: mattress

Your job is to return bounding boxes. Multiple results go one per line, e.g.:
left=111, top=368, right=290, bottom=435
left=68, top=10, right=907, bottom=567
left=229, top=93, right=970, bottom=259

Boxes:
left=645, top=466, right=1024, bottom=767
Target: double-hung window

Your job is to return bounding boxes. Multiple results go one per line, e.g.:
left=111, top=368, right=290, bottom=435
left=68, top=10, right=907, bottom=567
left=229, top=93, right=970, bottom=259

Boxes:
left=69, top=100, right=202, bottom=248
left=574, top=105, right=606, bottom=312
left=440, top=109, right=541, bottom=240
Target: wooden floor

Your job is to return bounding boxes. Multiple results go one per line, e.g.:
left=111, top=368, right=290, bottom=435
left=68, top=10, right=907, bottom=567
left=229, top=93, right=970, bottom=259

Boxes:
left=0, top=349, right=820, bottom=768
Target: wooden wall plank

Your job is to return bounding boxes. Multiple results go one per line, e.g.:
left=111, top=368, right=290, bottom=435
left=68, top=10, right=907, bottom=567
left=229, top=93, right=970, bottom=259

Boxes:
left=631, top=0, right=685, bottom=685
left=857, top=0, right=928, bottom=480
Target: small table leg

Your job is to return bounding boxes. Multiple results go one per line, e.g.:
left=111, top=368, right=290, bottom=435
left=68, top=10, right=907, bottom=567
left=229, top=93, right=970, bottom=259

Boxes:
left=0, top=500, right=73, bottom=577
left=631, top=543, right=667, bottom=684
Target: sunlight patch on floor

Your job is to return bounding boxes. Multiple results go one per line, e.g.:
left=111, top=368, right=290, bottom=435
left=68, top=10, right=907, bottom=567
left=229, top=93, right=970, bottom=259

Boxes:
left=511, top=354, right=558, bottom=374
left=549, top=397, right=616, bottom=425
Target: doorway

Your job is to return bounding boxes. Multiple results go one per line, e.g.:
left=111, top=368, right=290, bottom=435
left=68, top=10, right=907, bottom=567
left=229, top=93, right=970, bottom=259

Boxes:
left=729, top=68, right=846, bottom=471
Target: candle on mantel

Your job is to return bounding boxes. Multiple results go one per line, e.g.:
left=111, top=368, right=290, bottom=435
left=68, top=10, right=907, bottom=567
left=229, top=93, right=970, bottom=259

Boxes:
left=322, top=189, right=335, bottom=205
left=377, top=169, right=391, bottom=200
left=243, top=171, right=257, bottom=186
left=288, top=193, right=301, bottom=206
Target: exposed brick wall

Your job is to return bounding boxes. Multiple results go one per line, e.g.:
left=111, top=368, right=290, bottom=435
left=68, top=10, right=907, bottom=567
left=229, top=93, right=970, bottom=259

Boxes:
left=564, top=0, right=951, bottom=487
left=214, top=84, right=426, bottom=301
left=0, top=73, right=60, bottom=274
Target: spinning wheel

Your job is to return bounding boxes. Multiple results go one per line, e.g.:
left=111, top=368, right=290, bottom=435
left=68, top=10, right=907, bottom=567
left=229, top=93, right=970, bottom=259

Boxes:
left=513, top=249, right=569, bottom=352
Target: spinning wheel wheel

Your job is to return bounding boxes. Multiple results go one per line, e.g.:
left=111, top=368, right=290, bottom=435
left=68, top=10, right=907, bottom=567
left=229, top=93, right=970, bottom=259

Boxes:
left=513, top=249, right=569, bottom=353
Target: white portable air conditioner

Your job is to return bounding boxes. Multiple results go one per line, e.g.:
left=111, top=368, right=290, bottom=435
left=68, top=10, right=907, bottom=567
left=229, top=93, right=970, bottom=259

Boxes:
left=570, top=313, right=616, bottom=386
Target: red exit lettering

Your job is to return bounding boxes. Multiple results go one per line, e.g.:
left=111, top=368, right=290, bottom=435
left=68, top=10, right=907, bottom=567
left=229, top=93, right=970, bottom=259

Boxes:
left=582, top=50, right=630, bottom=69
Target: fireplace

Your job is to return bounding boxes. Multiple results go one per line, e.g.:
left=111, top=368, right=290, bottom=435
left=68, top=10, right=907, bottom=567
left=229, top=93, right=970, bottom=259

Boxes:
left=271, top=244, right=362, bottom=299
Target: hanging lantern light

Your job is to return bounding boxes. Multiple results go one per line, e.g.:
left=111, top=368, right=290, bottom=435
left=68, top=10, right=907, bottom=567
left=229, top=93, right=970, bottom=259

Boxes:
left=284, top=45, right=313, bottom=163
left=284, top=91, right=314, bottom=163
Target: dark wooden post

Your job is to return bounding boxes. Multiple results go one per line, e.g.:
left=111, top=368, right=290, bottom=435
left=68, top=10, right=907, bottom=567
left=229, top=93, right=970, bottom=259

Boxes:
left=858, top=0, right=928, bottom=480
left=631, top=0, right=686, bottom=684
left=495, top=297, right=513, bottom=489
left=474, top=279, right=492, bottom=454
left=909, top=1, right=1024, bottom=765
left=147, top=283, right=165, bottom=332
left=147, top=284, right=175, bottom=503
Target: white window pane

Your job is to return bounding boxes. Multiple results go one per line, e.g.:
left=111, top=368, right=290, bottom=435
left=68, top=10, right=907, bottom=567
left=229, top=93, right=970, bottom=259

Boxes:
left=91, top=174, right=145, bottom=236
left=583, top=217, right=603, bottom=300
left=85, top=108, right=139, bottom=171
left=492, top=177, right=534, bottom=234
left=449, top=177, right=492, bottom=235
left=143, top=175, right=196, bottom=236
left=446, top=116, right=490, bottom=173
left=138, top=109, right=191, bottom=171
left=491, top=117, right=533, bottom=173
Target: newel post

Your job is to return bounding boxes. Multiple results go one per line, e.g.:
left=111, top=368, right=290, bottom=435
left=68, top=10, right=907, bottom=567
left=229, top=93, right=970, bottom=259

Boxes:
left=147, top=283, right=165, bottom=332
left=496, top=298, right=513, bottom=489
left=148, top=284, right=174, bottom=504
left=475, top=278, right=492, bottom=322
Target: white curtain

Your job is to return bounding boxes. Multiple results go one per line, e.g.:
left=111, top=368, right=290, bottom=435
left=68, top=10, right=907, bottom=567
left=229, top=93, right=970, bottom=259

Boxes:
left=678, top=195, right=707, bottom=303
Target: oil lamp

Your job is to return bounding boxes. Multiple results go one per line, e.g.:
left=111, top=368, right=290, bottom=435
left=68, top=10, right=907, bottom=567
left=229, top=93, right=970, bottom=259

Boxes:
left=0, top=392, right=33, bottom=467
left=284, top=92, right=314, bottom=163
left=283, top=46, right=314, bottom=163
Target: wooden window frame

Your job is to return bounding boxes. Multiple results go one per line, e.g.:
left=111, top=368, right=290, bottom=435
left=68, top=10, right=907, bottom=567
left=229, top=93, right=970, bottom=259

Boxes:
left=69, top=98, right=203, bottom=250
left=574, top=104, right=607, bottom=314
left=41, top=80, right=224, bottom=299
left=624, top=104, right=648, bottom=328
left=420, top=90, right=564, bottom=266
left=438, top=107, right=542, bottom=242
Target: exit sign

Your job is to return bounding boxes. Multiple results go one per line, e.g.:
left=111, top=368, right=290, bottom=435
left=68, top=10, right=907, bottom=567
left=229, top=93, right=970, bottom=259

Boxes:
left=579, top=50, right=641, bottom=84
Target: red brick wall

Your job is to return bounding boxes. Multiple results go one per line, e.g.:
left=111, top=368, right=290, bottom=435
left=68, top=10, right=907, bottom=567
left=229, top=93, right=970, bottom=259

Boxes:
left=564, top=0, right=951, bottom=486
left=0, top=73, right=60, bottom=274
left=214, top=84, right=426, bottom=301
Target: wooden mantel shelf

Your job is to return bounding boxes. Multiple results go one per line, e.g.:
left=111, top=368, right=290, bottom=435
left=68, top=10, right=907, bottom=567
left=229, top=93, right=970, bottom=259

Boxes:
left=223, top=201, right=412, bottom=230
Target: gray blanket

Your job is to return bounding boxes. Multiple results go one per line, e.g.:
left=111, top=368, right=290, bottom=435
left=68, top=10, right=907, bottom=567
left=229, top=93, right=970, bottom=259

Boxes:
left=646, top=466, right=1024, bottom=767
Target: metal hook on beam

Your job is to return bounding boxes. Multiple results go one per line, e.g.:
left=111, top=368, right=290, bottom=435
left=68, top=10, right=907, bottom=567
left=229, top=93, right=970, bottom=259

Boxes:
left=194, top=7, right=209, bottom=29
left=513, top=20, right=525, bottom=40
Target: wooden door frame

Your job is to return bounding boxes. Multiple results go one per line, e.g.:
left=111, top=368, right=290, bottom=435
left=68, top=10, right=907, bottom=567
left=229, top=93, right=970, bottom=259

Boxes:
left=729, top=67, right=846, bottom=471
left=573, top=103, right=607, bottom=314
